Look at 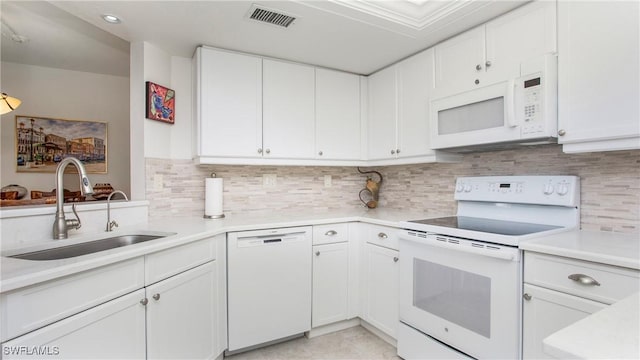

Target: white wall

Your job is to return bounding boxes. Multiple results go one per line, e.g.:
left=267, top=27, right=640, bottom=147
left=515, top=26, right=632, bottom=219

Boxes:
left=129, top=41, right=194, bottom=200
left=0, top=62, right=130, bottom=196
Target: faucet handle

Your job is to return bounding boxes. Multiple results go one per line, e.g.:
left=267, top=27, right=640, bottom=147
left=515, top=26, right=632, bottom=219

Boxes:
left=66, top=203, right=82, bottom=230
left=108, top=220, right=119, bottom=231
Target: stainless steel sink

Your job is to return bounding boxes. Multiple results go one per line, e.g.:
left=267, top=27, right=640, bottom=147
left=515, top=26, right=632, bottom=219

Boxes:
left=10, top=233, right=175, bottom=261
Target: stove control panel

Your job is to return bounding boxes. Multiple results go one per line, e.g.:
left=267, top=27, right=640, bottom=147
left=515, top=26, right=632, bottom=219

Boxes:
left=454, top=176, right=580, bottom=207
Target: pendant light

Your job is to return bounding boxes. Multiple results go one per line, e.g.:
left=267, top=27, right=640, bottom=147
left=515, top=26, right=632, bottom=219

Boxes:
left=1, top=93, right=21, bottom=114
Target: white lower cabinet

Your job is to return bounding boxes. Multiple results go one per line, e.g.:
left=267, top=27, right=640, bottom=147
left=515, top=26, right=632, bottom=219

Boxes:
left=312, top=242, right=349, bottom=327
left=1, top=289, right=146, bottom=359
left=522, top=252, right=640, bottom=359
left=1, top=236, right=226, bottom=360
left=522, top=284, right=606, bottom=359
left=362, top=242, right=399, bottom=338
left=146, top=262, right=217, bottom=359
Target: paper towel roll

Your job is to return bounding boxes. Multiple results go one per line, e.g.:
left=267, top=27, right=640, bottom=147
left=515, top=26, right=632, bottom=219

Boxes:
left=204, top=177, right=225, bottom=218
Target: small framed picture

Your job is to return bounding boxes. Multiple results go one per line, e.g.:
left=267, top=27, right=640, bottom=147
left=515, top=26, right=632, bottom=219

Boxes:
left=145, top=81, right=175, bottom=124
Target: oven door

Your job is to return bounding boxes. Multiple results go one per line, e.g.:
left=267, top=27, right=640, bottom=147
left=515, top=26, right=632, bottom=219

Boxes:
left=399, top=232, right=522, bottom=359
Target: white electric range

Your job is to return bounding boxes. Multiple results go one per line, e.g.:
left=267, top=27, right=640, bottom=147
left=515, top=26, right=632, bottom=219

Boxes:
left=397, top=175, right=580, bottom=360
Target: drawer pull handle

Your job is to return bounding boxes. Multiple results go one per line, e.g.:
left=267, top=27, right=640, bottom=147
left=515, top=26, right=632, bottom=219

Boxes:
left=393, top=256, right=399, bottom=263
left=568, top=273, right=601, bottom=286
left=325, top=230, right=337, bottom=236
left=153, top=293, right=161, bottom=301
left=378, top=232, right=388, bottom=239
left=523, top=293, right=532, bottom=301
left=140, top=298, right=148, bottom=306
left=315, top=251, right=320, bottom=256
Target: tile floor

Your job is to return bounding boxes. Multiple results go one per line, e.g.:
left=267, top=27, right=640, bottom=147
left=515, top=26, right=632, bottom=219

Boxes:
left=225, top=326, right=401, bottom=360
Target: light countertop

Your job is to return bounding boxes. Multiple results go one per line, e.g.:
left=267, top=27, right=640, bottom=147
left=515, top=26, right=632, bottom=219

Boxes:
left=0, top=208, right=439, bottom=293
left=519, top=230, right=640, bottom=270
left=543, top=292, right=640, bottom=359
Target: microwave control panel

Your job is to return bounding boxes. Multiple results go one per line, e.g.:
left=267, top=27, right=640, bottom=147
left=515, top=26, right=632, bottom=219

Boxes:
left=522, top=76, right=544, bottom=135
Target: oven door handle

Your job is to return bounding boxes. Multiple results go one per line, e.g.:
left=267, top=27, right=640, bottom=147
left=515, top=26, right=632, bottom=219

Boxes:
left=402, top=235, right=516, bottom=261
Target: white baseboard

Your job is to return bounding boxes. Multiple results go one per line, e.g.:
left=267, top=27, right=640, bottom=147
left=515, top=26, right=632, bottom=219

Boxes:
left=360, top=319, right=397, bottom=347
left=306, top=318, right=361, bottom=338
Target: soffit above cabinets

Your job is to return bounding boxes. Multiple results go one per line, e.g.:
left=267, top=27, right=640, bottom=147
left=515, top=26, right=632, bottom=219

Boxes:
left=2, top=1, right=527, bottom=77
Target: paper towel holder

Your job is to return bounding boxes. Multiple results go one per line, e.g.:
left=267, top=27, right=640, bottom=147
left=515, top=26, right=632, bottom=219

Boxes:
left=204, top=173, right=225, bottom=219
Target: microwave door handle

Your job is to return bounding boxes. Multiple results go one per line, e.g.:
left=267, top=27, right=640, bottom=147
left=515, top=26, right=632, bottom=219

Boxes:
left=506, top=79, right=518, bottom=128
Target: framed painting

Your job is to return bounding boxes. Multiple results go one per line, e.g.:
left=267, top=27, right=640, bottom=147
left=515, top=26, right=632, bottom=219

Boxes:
left=145, top=81, right=175, bottom=124
left=15, top=115, right=108, bottom=173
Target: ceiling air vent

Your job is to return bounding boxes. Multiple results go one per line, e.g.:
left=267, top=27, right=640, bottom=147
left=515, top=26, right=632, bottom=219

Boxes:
left=247, top=4, right=296, bottom=28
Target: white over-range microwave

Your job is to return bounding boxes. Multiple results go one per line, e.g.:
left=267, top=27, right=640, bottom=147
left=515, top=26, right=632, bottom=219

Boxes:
left=430, top=54, right=557, bottom=152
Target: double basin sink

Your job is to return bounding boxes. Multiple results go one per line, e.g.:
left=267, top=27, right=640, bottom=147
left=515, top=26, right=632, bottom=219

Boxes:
left=9, top=232, right=176, bottom=261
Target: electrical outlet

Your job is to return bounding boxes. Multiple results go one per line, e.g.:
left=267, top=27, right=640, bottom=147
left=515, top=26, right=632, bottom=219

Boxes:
left=324, top=175, right=332, bottom=187
left=154, top=174, right=163, bottom=190
left=263, top=174, right=277, bottom=187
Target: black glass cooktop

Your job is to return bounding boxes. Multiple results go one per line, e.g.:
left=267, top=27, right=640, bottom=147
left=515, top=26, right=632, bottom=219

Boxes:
left=408, top=216, right=562, bottom=236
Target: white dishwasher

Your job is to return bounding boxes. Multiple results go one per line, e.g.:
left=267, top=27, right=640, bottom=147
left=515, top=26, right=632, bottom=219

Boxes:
left=227, top=226, right=312, bottom=352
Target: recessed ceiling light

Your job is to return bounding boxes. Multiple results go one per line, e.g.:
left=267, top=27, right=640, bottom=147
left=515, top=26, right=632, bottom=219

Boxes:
left=101, top=14, right=121, bottom=24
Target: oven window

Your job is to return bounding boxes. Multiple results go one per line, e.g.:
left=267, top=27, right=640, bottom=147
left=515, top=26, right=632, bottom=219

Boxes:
left=437, top=97, right=504, bottom=135
left=413, top=258, right=491, bottom=338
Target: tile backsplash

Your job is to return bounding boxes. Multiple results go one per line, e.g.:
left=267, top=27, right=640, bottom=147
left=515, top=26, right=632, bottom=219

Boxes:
left=146, top=145, right=639, bottom=233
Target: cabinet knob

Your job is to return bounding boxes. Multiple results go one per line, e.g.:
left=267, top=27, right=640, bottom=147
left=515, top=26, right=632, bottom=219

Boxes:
left=325, top=230, right=337, bottom=236
left=475, top=79, right=480, bottom=85
left=265, top=148, right=271, bottom=154
left=152, top=293, right=161, bottom=301
left=523, top=293, right=532, bottom=301
left=257, top=148, right=263, bottom=154
left=485, top=61, right=492, bottom=68
left=315, top=251, right=320, bottom=256
left=568, top=274, right=601, bottom=286
left=318, top=151, right=323, bottom=156
left=378, top=232, right=388, bottom=239
left=558, top=129, right=566, bottom=136
left=393, top=256, right=399, bottom=262
left=476, top=64, right=482, bottom=71
left=140, top=298, right=149, bottom=306
left=396, top=149, right=401, bottom=154
left=390, top=149, right=396, bottom=155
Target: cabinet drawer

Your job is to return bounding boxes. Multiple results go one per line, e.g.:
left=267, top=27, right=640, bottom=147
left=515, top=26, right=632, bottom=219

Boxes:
left=524, top=252, right=640, bottom=304
left=366, top=224, right=399, bottom=250
left=145, top=237, right=216, bottom=285
left=0, top=258, right=144, bottom=342
left=313, top=223, right=349, bottom=245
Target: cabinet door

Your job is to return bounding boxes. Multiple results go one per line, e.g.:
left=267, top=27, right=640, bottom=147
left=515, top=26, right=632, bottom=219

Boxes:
left=485, top=1, right=556, bottom=84
left=434, top=26, right=485, bottom=97
left=557, top=1, right=640, bottom=149
left=522, top=284, right=606, bottom=360
left=362, top=243, right=399, bottom=338
left=315, top=69, right=361, bottom=160
left=197, top=47, right=263, bottom=158
left=263, top=59, right=316, bottom=159
left=146, top=262, right=217, bottom=360
left=397, top=48, right=435, bottom=158
left=368, top=66, right=398, bottom=160
left=312, top=242, right=349, bottom=327
left=1, top=289, right=146, bottom=359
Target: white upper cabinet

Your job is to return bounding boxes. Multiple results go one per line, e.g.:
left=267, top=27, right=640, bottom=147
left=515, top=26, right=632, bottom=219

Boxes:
left=263, top=59, right=316, bottom=159
left=434, top=1, right=556, bottom=98
left=368, top=49, right=450, bottom=164
left=557, top=1, right=640, bottom=153
left=397, top=49, right=434, bottom=159
left=195, top=47, right=263, bottom=158
left=315, top=68, right=361, bottom=160
left=434, top=27, right=486, bottom=97
left=368, top=65, right=398, bottom=161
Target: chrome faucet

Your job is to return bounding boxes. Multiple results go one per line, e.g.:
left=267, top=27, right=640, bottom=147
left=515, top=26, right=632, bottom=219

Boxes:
left=106, top=190, right=129, bottom=232
left=52, top=157, right=94, bottom=239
